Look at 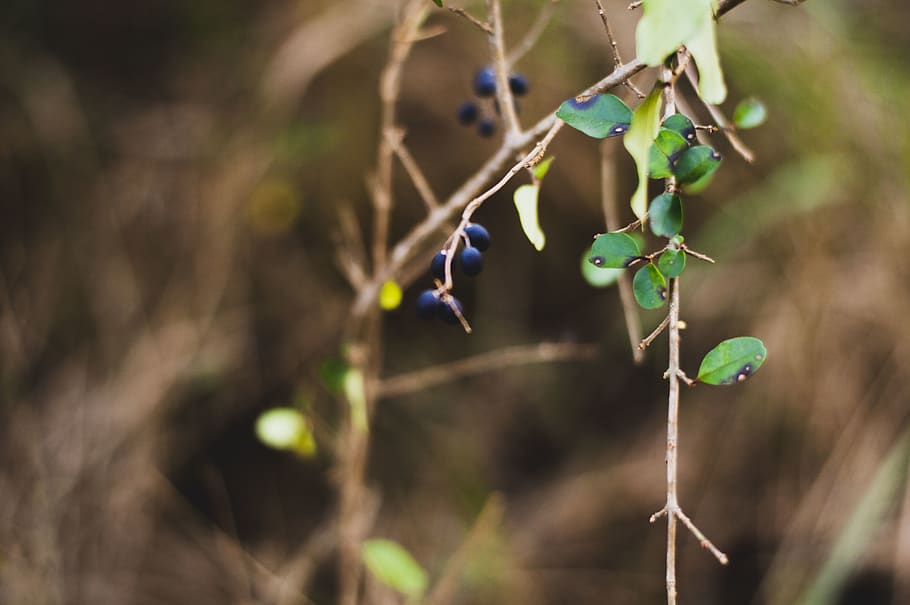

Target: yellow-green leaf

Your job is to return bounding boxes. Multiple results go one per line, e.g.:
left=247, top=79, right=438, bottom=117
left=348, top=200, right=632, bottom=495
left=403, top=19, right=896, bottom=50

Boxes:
left=379, top=280, right=403, bottom=310
left=362, top=539, right=428, bottom=599
left=623, top=87, right=663, bottom=222
left=513, top=184, right=546, bottom=251
left=255, top=408, right=317, bottom=457
left=686, top=12, right=727, bottom=104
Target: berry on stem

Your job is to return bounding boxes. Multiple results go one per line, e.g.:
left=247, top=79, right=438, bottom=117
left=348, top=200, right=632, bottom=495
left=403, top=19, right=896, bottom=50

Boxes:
left=464, top=223, right=491, bottom=251
left=457, top=101, right=478, bottom=125
left=508, top=74, right=529, bottom=96
left=460, top=247, right=483, bottom=276
left=438, top=296, right=464, bottom=325
left=473, top=67, right=496, bottom=97
left=477, top=117, right=496, bottom=138
left=416, top=290, right=442, bottom=319
left=431, top=250, right=455, bottom=280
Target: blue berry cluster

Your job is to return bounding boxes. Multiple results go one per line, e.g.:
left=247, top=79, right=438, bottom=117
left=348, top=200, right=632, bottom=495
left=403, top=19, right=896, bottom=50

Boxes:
left=416, top=223, right=491, bottom=324
left=457, top=67, right=529, bottom=138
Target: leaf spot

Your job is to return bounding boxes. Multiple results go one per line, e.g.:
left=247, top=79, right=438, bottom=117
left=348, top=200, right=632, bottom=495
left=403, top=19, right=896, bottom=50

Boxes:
left=569, top=95, right=598, bottom=109
left=590, top=256, right=605, bottom=267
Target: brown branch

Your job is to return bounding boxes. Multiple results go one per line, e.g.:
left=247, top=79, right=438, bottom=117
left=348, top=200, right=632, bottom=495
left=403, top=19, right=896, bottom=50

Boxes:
left=684, top=65, right=755, bottom=163
left=487, top=0, right=522, bottom=139
left=378, top=341, right=598, bottom=398
left=384, top=127, right=440, bottom=211
left=447, top=7, right=493, bottom=34
left=640, top=315, right=670, bottom=351
left=505, top=1, right=559, bottom=68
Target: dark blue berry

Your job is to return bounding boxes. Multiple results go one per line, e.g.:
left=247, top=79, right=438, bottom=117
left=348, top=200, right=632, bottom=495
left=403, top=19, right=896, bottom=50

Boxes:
left=457, top=101, right=478, bottom=125
left=431, top=250, right=455, bottom=280
left=477, top=117, right=496, bottom=138
left=464, top=223, right=491, bottom=251
left=438, top=297, right=464, bottom=324
left=473, top=67, right=496, bottom=97
left=460, top=247, right=483, bottom=276
left=416, top=290, right=441, bottom=319
left=508, top=74, right=529, bottom=96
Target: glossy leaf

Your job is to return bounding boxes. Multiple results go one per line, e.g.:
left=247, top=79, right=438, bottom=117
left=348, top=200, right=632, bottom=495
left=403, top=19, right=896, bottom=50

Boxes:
left=696, top=337, right=767, bottom=385
left=556, top=94, right=632, bottom=139
left=633, top=264, right=668, bottom=309
left=662, top=113, right=697, bottom=145
left=648, top=129, right=689, bottom=179
left=733, top=97, right=768, bottom=129
left=581, top=245, right=621, bottom=288
left=362, top=539, right=428, bottom=599
left=532, top=156, right=555, bottom=181
left=624, top=87, right=663, bottom=222
left=513, top=184, right=546, bottom=251
left=589, top=232, right=641, bottom=269
left=675, top=145, right=722, bottom=188
left=649, top=193, right=683, bottom=238
left=657, top=248, right=686, bottom=278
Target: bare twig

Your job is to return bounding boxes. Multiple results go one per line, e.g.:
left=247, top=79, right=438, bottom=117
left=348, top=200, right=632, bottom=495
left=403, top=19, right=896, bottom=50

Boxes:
left=384, top=128, right=440, bottom=211
left=378, top=341, right=598, bottom=398
left=640, top=315, right=670, bottom=350
left=505, top=1, right=559, bottom=68
left=447, top=7, right=493, bottom=34
left=684, top=64, right=755, bottom=163
left=600, top=140, right=644, bottom=364
left=594, top=0, right=645, bottom=98
left=487, top=0, right=522, bottom=139
left=681, top=245, right=716, bottom=264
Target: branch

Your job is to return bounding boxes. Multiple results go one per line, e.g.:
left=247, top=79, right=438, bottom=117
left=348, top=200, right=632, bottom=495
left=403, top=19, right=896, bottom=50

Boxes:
left=447, top=7, right=493, bottom=34
left=487, top=0, right=522, bottom=139
left=505, top=1, right=559, bottom=68
left=684, top=65, right=755, bottom=163
left=378, top=341, right=598, bottom=398
left=384, top=127, right=440, bottom=211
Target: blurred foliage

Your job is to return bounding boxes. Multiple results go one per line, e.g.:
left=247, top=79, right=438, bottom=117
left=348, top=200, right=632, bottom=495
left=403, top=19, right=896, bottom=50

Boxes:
left=1, top=1, right=910, bottom=604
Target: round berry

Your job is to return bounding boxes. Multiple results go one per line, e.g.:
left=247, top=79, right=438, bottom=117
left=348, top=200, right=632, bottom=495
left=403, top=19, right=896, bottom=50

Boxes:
left=473, top=67, right=496, bottom=97
left=457, top=101, right=478, bottom=126
left=416, top=290, right=441, bottom=319
left=477, top=117, right=496, bottom=138
left=508, top=74, right=529, bottom=96
left=430, top=250, right=455, bottom=280
left=438, top=296, right=464, bottom=325
left=464, top=223, right=491, bottom=251
left=460, top=247, right=483, bottom=276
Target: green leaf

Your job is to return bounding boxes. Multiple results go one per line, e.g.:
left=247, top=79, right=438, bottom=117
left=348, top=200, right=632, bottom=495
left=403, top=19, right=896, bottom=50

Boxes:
left=581, top=245, right=621, bottom=288
left=662, top=113, right=697, bottom=145
left=362, top=539, right=428, bottom=599
left=696, top=337, right=767, bottom=385
left=589, top=232, right=641, bottom=269
left=532, top=156, right=555, bottom=181
left=632, top=264, right=668, bottom=309
left=674, top=145, right=721, bottom=188
left=624, top=87, right=663, bottom=222
left=648, top=129, right=689, bottom=179
left=649, top=193, right=683, bottom=238
left=733, top=97, right=767, bottom=129
left=431, top=0, right=443, bottom=6
left=513, top=184, right=546, bottom=251
left=344, top=369, right=368, bottom=432
left=320, top=357, right=349, bottom=394
left=657, top=248, right=686, bottom=278
left=556, top=94, right=632, bottom=139
left=686, top=11, right=727, bottom=104
left=255, top=408, right=317, bottom=457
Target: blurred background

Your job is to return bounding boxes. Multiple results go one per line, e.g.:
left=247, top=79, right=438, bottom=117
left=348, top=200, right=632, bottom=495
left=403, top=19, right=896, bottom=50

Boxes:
left=1, top=0, right=909, bottom=603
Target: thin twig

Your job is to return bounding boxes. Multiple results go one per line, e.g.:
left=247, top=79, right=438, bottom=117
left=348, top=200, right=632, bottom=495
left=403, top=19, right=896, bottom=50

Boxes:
left=385, top=127, right=440, bottom=211
left=684, top=64, right=755, bottom=163
left=681, top=245, right=716, bottom=264
left=639, top=315, right=670, bottom=350
left=447, top=7, right=493, bottom=34
left=600, top=140, right=644, bottom=364
left=675, top=509, right=729, bottom=565
left=378, top=341, right=598, bottom=398
left=505, top=1, right=559, bottom=68
left=594, top=0, right=645, bottom=98
left=487, top=0, right=522, bottom=140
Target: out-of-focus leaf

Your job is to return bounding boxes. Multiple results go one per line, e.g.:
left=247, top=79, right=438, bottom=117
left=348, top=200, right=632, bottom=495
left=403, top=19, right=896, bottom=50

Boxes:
left=589, top=232, right=641, bottom=269
left=675, top=145, right=721, bottom=188
left=513, top=184, right=546, bottom=251
left=581, top=245, right=621, bottom=287
left=686, top=11, right=727, bottom=104
left=632, top=264, right=668, bottom=309
left=532, top=156, right=555, bottom=181
left=648, top=129, right=689, bottom=179
left=733, top=97, right=768, bottom=129
left=379, top=280, right=402, bottom=310
left=255, top=408, right=317, bottom=457
left=624, top=87, right=663, bottom=222
left=344, top=369, right=368, bottom=432
left=649, top=193, right=683, bottom=237
left=657, top=248, right=686, bottom=278
left=320, top=357, right=349, bottom=394
left=431, top=0, right=443, bottom=6
left=556, top=94, right=632, bottom=139
left=362, top=539, right=428, bottom=599
left=696, top=337, right=767, bottom=385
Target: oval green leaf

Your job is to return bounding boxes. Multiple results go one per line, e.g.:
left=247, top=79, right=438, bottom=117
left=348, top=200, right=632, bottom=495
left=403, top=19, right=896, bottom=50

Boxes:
left=674, top=145, right=721, bottom=187
left=648, top=129, right=689, bottom=179
left=733, top=97, right=767, bottom=130
left=696, top=336, right=767, bottom=385
left=556, top=94, right=632, bottom=139
left=657, top=248, right=686, bottom=278
left=581, top=245, right=621, bottom=287
left=362, top=539, right=428, bottom=599
left=632, top=263, right=668, bottom=309
left=662, top=113, right=697, bottom=145
left=649, top=193, right=683, bottom=238
left=589, top=232, right=641, bottom=269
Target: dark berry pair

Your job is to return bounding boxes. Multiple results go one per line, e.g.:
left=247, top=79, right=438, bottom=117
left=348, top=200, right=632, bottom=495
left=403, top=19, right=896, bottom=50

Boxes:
left=457, top=68, right=529, bottom=138
left=416, top=290, right=464, bottom=324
